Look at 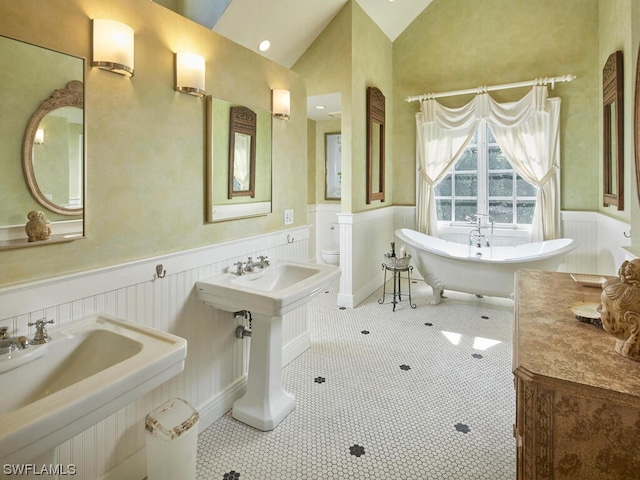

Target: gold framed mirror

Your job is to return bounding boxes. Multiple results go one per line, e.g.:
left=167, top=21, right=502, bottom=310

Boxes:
left=366, top=86, right=385, bottom=204
left=603, top=50, right=623, bottom=210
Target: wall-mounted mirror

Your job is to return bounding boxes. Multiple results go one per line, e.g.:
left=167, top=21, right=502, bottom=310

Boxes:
left=23, top=80, right=84, bottom=215
left=0, top=35, right=85, bottom=249
left=206, top=96, right=272, bottom=222
left=325, top=132, right=341, bottom=200
left=229, top=106, right=256, bottom=198
left=366, top=86, right=385, bottom=204
left=603, top=50, right=623, bottom=210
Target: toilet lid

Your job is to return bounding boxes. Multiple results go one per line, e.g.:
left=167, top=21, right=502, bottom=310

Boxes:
left=321, top=249, right=339, bottom=255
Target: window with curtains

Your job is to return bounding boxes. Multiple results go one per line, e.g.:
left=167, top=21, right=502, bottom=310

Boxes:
left=434, top=124, right=537, bottom=225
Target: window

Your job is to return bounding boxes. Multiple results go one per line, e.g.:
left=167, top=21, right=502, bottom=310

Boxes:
left=434, top=124, right=537, bottom=226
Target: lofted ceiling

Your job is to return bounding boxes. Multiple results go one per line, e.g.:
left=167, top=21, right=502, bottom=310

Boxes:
left=165, top=0, right=434, bottom=120
left=177, top=0, right=434, bottom=68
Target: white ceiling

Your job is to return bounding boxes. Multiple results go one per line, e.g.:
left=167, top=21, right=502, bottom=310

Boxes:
left=176, top=0, right=434, bottom=120
left=188, top=0, right=434, bottom=68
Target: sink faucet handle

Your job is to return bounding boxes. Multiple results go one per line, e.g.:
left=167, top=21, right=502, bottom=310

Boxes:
left=28, top=318, right=54, bottom=329
left=0, top=326, right=8, bottom=339
left=233, top=261, right=245, bottom=275
left=28, top=318, right=54, bottom=344
left=257, top=255, right=269, bottom=265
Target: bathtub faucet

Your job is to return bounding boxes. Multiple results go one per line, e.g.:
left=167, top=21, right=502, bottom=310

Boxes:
left=466, top=214, right=493, bottom=247
left=469, top=228, right=491, bottom=248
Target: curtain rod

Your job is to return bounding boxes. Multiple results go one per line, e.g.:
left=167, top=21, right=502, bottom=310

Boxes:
left=404, top=74, right=576, bottom=103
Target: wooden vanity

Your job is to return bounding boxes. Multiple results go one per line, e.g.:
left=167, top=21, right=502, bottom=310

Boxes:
left=513, top=269, right=640, bottom=479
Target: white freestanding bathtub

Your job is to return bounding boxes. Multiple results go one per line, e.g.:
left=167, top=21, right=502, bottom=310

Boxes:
left=395, top=228, right=578, bottom=303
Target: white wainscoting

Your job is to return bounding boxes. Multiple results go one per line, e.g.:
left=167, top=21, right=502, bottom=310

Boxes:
left=306, top=205, right=631, bottom=310
left=0, top=226, right=311, bottom=480
left=336, top=207, right=395, bottom=308
left=561, top=211, right=631, bottom=275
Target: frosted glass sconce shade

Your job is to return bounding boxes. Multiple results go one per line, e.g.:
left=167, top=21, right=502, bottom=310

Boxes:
left=175, top=53, right=206, bottom=97
left=92, top=18, right=134, bottom=77
left=272, top=89, right=290, bottom=120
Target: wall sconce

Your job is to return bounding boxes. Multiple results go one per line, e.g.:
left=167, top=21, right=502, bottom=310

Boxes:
left=272, top=89, right=291, bottom=120
left=175, top=52, right=205, bottom=97
left=92, top=18, right=134, bottom=77
left=34, top=128, right=45, bottom=145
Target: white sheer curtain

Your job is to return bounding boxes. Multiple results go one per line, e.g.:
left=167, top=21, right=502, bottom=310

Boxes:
left=415, top=86, right=561, bottom=240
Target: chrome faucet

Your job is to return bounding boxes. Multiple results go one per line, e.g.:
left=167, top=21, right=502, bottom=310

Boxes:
left=466, top=214, right=493, bottom=248
left=0, top=326, right=29, bottom=354
left=244, top=255, right=269, bottom=272
left=232, top=261, right=245, bottom=276
left=28, top=318, right=54, bottom=344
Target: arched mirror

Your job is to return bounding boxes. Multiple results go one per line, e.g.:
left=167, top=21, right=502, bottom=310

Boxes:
left=22, top=80, right=84, bottom=216
left=366, top=86, right=385, bottom=204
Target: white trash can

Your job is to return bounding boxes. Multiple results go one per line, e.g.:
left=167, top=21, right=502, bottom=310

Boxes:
left=145, top=397, right=199, bottom=480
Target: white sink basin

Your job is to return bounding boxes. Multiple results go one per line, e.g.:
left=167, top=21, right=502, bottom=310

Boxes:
left=0, top=314, right=187, bottom=464
left=196, top=259, right=340, bottom=431
left=196, top=260, right=341, bottom=317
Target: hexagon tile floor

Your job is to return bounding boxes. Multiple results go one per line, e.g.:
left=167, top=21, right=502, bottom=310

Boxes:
left=196, top=282, right=516, bottom=479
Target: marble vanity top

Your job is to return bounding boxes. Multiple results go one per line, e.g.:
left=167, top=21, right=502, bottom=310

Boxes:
left=514, top=269, right=640, bottom=401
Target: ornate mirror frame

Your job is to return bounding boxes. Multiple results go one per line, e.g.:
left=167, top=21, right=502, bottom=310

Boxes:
left=366, top=86, right=385, bottom=204
left=603, top=50, right=624, bottom=210
left=22, top=80, right=84, bottom=216
left=228, top=105, right=257, bottom=199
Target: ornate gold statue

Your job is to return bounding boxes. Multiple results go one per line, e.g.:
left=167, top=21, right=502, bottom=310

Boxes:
left=25, top=210, right=51, bottom=242
left=598, top=259, right=640, bottom=361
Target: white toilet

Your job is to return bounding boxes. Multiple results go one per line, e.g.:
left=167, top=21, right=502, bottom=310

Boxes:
left=320, top=222, right=340, bottom=266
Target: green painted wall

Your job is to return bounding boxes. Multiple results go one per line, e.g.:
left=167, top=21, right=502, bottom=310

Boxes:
left=0, top=37, right=83, bottom=225
left=0, top=0, right=306, bottom=287
left=294, top=1, right=393, bottom=214
left=351, top=2, right=393, bottom=213
left=294, top=3, right=353, bottom=211
left=392, top=0, right=600, bottom=212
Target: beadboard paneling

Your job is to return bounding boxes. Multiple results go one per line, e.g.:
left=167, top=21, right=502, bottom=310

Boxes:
left=0, top=226, right=311, bottom=479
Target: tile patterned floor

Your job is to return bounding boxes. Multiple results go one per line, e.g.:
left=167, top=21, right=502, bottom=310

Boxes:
left=196, top=281, right=516, bottom=479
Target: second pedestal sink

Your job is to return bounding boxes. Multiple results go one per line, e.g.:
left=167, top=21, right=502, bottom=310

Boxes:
left=0, top=314, right=187, bottom=465
left=196, top=260, right=340, bottom=430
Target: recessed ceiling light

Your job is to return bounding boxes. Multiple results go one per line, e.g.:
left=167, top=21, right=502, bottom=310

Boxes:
left=315, top=105, right=326, bottom=110
left=258, top=40, right=270, bottom=52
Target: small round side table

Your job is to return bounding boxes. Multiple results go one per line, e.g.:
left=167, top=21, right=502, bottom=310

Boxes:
left=378, top=255, right=417, bottom=311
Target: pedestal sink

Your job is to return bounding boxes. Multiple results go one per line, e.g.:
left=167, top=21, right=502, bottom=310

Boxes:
left=0, top=314, right=187, bottom=465
left=196, top=260, right=340, bottom=430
